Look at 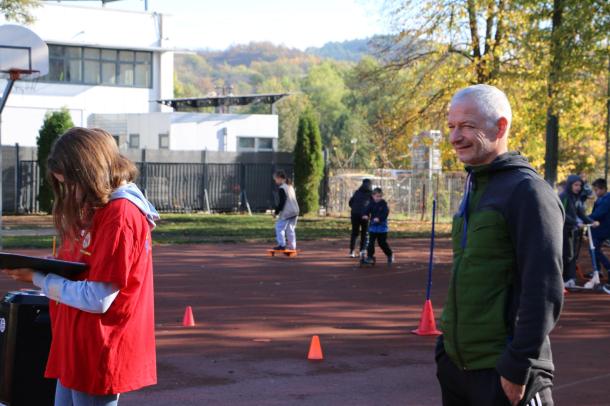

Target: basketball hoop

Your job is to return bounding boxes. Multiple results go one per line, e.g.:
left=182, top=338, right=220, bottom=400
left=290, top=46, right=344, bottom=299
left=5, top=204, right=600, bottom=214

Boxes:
left=0, top=25, right=48, bottom=113
left=7, top=69, right=39, bottom=81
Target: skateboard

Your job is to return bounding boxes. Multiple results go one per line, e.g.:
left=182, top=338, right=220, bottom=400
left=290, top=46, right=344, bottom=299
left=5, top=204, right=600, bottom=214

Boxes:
left=267, top=249, right=298, bottom=257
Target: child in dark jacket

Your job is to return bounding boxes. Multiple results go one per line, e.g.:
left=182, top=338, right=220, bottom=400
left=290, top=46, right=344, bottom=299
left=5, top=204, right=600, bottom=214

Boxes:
left=364, top=188, right=394, bottom=265
left=348, top=179, right=373, bottom=258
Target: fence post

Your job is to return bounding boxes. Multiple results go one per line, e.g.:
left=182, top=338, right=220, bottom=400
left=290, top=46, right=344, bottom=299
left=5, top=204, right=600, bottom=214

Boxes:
left=420, top=181, right=427, bottom=221
left=204, top=188, right=211, bottom=214
left=447, top=176, right=453, bottom=218
left=14, top=143, right=20, bottom=214
left=239, top=163, right=246, bottom=213
left=141, top=149, right=148, bottom=198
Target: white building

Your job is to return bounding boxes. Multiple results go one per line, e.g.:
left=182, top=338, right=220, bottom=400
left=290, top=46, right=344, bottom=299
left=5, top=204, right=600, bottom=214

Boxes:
left=89, top=112, right=279, bottom=152
left=0, top=3, right=282, bottom=152
left=0, top=3, right=174, bottom=147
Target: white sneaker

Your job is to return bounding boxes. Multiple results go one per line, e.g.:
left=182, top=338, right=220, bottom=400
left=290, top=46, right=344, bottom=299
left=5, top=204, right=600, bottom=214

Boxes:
left=564, top=279, right=576, bottom=288
left=584, top=272, right=600, bottom=289
left=602, top=284, right=610, bottom=295
left=349, top=251, right=357, bottom=258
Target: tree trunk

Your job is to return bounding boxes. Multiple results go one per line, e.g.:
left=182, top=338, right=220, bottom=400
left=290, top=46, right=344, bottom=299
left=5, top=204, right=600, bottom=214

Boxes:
left=544, top=0, right=564, bottom=186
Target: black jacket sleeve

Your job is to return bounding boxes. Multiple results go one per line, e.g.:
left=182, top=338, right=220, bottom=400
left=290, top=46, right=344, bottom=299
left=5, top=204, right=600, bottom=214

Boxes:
left=379, top=201, right=389, bottom=221
left=496, top=178, right=565, bottom=385
left=275, top=188, right=287, bottom=215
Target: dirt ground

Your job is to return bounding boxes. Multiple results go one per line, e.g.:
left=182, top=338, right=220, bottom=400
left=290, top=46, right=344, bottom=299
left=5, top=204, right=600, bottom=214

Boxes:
left=1, top=239, right=609, bottom=405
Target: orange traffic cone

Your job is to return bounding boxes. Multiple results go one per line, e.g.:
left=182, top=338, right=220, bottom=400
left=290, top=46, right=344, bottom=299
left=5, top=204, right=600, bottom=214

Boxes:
left=182, top=306, right=195, bottom=327
left=307, top=335, right=324, bottom=361
left=411, top=299, right=442, bottom=336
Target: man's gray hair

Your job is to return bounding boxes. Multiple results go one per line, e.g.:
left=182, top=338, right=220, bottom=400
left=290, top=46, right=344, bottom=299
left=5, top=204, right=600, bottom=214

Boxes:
left=451, top=84, right=512, bottom=130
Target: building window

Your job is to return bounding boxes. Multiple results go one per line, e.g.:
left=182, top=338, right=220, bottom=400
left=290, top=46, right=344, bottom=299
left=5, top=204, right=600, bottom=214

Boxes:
left=43, top=45, right=153, bottom=88
left=257, top=138, right=274, bottom=151
left=112, top=135, right=120, bottom=146
left=159, top=133, right=170, bottom=149
left=129, top=133, right=140, bottom=149
left=238, top=137, right=255, bottom=151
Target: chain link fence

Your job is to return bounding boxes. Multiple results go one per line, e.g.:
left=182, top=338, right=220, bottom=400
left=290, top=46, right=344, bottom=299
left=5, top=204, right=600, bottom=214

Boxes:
left=326, top=169, right=466, bottom=220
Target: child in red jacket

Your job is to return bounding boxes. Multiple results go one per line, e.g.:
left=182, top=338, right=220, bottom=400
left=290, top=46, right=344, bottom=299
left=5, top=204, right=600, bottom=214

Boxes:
left=4, top=127, right=158, bottom=405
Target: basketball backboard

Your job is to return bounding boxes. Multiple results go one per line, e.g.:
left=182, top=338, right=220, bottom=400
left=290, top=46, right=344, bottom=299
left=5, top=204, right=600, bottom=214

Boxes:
left=0, top=24, right=48, bottom=80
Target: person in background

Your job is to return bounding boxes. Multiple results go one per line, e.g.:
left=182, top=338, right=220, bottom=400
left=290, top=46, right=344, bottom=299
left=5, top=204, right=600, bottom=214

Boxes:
left=589, top=178, right=610, bottom=284
left=559, top=175, right=598, bottom=288
left=3, top=127, right=159, bottom=406
left=363, top=187, right=394, bottom=265
left=578, top=172, right=594, bottom=203
left=556, top=181, right=566, bottom=196
left=348, top=178, right=373, bottom=258
left=273, top=170, right=300, bottom=251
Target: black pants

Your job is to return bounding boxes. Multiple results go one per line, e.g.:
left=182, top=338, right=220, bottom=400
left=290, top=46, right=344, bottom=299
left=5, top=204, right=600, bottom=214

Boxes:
left=367, top=232, right=393, bottom=259
left=562, top=228, right=578, bottom=281
left=350, top=215, right=369, bottom=252
left=436, top=349, right=553, bottom=406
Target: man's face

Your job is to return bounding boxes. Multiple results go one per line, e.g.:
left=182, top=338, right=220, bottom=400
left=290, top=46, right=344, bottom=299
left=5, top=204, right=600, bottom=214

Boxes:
left=448, top=100, right=503, bottom=165
left=372, top=193, right=382, bottom=203
left=594, top=186, right=606, bottom=198
left=571, top=181, right=582, bottom=195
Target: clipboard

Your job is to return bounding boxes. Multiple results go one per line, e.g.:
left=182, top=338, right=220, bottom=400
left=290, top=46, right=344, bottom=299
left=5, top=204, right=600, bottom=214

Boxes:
left=0, top=252, right=87, bottom=278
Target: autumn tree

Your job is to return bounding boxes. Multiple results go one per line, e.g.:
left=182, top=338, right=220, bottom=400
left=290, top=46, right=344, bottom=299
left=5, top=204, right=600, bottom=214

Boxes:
left=0, top=0, right=40, bottom=23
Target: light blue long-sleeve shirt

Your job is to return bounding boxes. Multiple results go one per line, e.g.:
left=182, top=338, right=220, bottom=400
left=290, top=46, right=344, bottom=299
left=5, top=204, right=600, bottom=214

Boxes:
left=33, top=272, right=119, bottom=314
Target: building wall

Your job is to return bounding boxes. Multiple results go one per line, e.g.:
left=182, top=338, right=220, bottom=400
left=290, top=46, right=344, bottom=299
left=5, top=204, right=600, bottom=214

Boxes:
left=90, top=112, right=279, bottom=152
left=170, top=113, right=278, bottom=152
left=0, top=4, right=174, bottom=146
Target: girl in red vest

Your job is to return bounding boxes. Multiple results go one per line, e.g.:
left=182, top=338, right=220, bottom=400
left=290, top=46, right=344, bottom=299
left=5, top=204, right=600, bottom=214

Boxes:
left=4, top=127, right=158, bottom=405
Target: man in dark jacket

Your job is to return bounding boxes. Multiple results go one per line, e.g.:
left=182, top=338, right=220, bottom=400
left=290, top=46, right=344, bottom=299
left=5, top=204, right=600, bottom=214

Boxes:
left=559, top=175, right=597, bottom=287
left=348, top=179, right=372, bottom=257
left=437, top=84, right=564, bottom=406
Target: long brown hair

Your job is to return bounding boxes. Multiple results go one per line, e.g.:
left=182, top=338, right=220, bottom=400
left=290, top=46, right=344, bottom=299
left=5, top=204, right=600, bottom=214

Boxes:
left=47, top=127, right=138, bottom=240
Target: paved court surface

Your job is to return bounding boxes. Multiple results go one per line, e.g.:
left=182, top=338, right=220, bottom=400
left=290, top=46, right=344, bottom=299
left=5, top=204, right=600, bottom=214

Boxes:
left=1, top=239, right=608, bottom=405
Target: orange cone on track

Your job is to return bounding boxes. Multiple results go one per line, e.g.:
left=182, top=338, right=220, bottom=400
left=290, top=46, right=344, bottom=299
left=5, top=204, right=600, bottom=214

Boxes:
left=182, top=306, right=195, bottom=327
left=307, top=335, right=324, bottom=361
left=411, top=299, right=442, bottom=336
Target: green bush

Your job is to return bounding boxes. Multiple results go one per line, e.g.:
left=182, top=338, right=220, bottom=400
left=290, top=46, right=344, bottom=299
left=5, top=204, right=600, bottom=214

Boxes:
left=293, top=110, right=324, bottom=214
left=37, top=108, right=73, bottom=213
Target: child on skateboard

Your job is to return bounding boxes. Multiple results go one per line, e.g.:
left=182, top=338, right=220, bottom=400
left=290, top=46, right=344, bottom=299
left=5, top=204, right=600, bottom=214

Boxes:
left=363, top=188, right=394, bottom=265
left=273, top=170, right=300, bottom=251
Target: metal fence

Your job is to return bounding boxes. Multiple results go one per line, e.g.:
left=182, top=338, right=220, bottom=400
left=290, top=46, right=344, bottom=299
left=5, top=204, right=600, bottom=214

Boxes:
left=12, top=161, right=465, bottom=218
left=15, top=161, right=293, bottom=214
left=326, top=169, right=466, bottom=220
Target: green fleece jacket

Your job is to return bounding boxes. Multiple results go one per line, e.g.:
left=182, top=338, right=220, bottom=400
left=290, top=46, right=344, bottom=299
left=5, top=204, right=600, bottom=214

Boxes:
left=438, top=152, right=564, bottom=386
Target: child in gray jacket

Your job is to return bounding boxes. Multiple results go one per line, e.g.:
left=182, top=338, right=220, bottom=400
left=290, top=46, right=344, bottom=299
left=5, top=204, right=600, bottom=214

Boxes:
left=273, top=170, right=300, bottom=250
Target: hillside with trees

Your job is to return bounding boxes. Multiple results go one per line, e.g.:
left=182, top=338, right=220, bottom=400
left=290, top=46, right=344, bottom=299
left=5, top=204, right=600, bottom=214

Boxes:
left=175, top=2, right=610, bottom=180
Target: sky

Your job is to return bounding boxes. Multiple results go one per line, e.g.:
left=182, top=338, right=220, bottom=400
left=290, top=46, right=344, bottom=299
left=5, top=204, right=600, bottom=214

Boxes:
left=63, top=0, right=386, bottom=50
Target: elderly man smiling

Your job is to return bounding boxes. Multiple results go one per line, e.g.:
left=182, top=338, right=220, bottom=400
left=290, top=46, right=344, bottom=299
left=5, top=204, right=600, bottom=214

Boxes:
left=435, top=85, right=564, bottom=406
